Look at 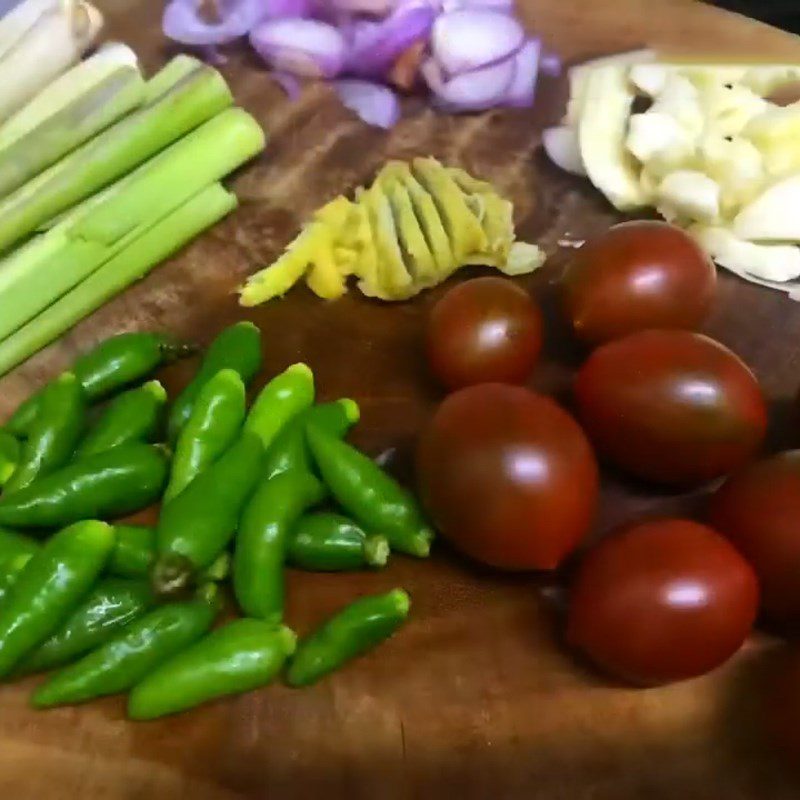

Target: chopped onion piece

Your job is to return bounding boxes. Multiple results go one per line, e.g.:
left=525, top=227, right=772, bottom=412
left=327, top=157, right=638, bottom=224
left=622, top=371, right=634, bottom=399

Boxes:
left=250, top=18, right=346, bottom=78
left=345, top=1, right=436, bottom=79
left=334, top=79, right=400, bottom=128
left=424, top=54, right=516, bottom=111
left=431, top=9, right=523, bottom=76
left=265, top=0, right=314, bottom=18
left=330, top=0, right=395, bottom=13
left=163, top=0, right=265, bottom=45
left=504, top=38, right=539, bottom=107
left=442, top=0, right=514, bottom=12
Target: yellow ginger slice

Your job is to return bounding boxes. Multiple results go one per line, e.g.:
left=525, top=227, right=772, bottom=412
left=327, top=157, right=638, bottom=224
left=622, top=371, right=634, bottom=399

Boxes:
left=412, top=157, right=487, bottom=264
left=375, top=164, right=437, bottom=289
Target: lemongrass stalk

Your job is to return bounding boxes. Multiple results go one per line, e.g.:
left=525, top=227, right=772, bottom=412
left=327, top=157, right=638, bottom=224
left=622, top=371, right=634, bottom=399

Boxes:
left=0, top=0, right=56, bottom=59
left=0, top=43, right=144, bottom=199
left=0, top=183, right=237, bottom=377
left=0, top=108, right=264, bottom=340
left=71, top=107, right=265, bottom=244
left=0, top=2, right=103, bottom=123
left=0, top=61, right=233, bottom=253
left=0, top=41, right=139, bottom=148
left=144, top=54, right=203, bottom=103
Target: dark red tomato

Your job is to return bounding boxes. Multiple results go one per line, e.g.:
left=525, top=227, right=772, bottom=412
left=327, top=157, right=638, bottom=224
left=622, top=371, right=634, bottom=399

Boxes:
left=575, top=330, right=767, bottom=486
left=563, top=221, right=716, bottom=346
left=765, top=648, right=800, bottom=765
left=426, top=277, right=543, bottom=390
left=567, top=519, right=759, bottom=685
left=416, top=383, right=598, bottom=570
left=709, top=451, right=800, bottom=631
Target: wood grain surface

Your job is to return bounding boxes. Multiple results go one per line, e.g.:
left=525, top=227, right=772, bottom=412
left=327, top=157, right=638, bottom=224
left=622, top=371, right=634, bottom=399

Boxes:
left=1, top=1, right=800, bottom=798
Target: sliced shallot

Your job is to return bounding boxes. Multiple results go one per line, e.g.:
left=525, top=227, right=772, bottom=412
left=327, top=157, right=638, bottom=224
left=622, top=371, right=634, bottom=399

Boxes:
left=250, top=18, right=346, bottom=78
left=431, top=8, right=523, bottom=75
left=334, top=79, right=400, bottom=128
left=163, top=0, right=265, bottom=45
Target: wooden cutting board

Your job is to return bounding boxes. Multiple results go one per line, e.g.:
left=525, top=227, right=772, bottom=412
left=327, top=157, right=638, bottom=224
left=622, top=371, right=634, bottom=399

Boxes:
left=1, top=1, right=800, bottom=798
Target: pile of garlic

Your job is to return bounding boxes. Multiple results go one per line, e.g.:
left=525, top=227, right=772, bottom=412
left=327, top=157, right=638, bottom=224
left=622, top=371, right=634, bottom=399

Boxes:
left=544, top=51, right=800, bottom=294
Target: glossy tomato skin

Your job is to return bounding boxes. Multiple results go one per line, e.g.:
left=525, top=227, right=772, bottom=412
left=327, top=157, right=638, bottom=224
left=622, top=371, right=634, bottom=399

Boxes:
left=575, top=330, right=767, bottom=486
left=563, top=221, right=716, bottom=346
left=709, top=451, right=800, bottom=631
left=417, top=384, right=598, bottom=570
left=426, top=277, right=543, bottom=391
left=567, top=519, right=759, bottom=685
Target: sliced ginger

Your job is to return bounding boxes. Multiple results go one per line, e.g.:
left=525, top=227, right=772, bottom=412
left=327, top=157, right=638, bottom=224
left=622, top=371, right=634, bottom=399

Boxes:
left=238, top=158, right=545, bottom=306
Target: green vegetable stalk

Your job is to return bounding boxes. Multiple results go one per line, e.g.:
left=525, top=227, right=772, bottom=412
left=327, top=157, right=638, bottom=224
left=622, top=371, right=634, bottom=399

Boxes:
left=0, top=182, right=238, bottom=377
left=0, top=42, right=145, bottom=201
left=0, top=108, right=264, bottom=343
left=0, top=58, right=233, bottom=254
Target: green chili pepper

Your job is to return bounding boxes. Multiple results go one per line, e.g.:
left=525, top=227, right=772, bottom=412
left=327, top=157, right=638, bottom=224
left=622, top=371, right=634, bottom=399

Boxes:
left=0, top=520, right=113, bottom=677
left=0, top=444, right=169, bottom=529
left=153, top=432, right=264, bottom=595
left=203, top=551, right=231, bottom=582
left=289, top=512, right=389, bottom=571
left=2, top=525, right=150, bottom=578
left=164, top=369, right=246, bottom=503
left=108, top=525, right=156, bottom=578
left=32, top=584, right=219, bottom=709
left=0, top=527, right=39, bottom=567
left=0, top=552, right=33, bottom=605
left=6, top=373, right=86, bottom=494
left=75, top=381, right=167, bottom=458
left=263, top=399, right=360, bottom=480
left=128, top=620, right=296, bottom=720
left=233, top=471, right=324, bottom=622
left=0, top=524, right=222, bottom=589
left=287, top=588, right=410, bottom=687
left=14, top=578, right=155, bottom=676
left=167, top=322, right=261, bottom=445
left=306, top=426, right=433, bottom=558
left=8, top=332, right=192, bottom=436
left=0, top=430, right=20, bottom=487
left=244, top=363, right=314, bottom=450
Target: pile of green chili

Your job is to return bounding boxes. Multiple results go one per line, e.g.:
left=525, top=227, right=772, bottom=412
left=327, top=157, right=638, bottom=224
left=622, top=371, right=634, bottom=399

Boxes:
left=0, top=322, right=425, bottom=719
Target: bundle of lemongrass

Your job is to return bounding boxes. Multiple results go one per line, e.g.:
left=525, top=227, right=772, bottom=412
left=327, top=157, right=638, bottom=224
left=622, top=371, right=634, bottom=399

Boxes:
left=0, top=0, right=266, bottom=377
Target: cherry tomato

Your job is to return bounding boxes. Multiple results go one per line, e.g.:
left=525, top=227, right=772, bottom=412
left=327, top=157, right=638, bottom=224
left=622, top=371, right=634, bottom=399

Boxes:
left=567, top=519, right=759, bottom=685
left=575, top=330, right=767, bottom=486
left=416, top=383, right=598, bottom=570
left=426, top=277, right=543, bottom=390
left=563, top=221, right=716, bottom=346
left=709, top=451, right=800, bottom=632
left=765, top=648, right=800, bottom=765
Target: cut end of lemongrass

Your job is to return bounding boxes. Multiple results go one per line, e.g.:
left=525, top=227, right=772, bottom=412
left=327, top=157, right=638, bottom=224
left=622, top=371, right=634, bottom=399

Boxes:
left=0, top=0, right=104, bottom=125
left=73, top=1, right=103, bottom=43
